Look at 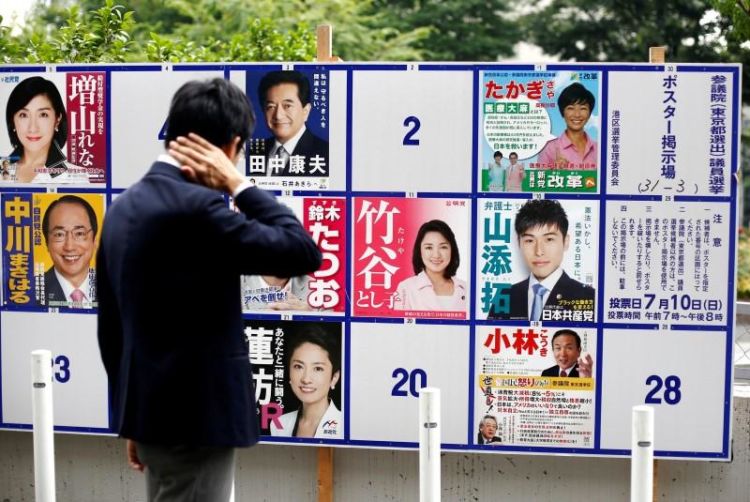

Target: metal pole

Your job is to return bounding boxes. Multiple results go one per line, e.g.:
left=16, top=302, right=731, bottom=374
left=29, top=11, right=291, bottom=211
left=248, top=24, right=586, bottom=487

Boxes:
left=31, top=349, right=56, bottom=502
left=631, top=405, right=654, bottom=502
left=419, top=387, right=440, bottom=502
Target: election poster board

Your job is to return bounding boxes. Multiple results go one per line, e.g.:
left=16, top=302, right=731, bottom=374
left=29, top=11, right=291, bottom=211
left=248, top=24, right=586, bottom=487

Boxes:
left=0, top=62, right=741, bottom=462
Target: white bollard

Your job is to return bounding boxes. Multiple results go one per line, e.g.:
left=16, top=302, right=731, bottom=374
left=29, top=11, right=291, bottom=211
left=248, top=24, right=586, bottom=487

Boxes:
left=630, top=405, right=654, bottom=502
left=31, top=349, right=56, bottom=502
left=419, top=387, right=440, bottom=502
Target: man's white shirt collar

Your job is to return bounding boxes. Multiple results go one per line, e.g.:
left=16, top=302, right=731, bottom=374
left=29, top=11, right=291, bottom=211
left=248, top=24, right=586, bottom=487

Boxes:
left=272, top=125, right=307, bottom=156
left=55, top=268, right=91, bottom=302
left=158, top=153, right=252, bottom=197
left=157, top=153, right=181, bottom=168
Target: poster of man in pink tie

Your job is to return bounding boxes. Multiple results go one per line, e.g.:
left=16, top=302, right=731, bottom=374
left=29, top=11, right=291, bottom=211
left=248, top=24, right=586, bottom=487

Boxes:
left=480, top=198, right=598, bottom=322
left=1, top=192, right=104, bottom=309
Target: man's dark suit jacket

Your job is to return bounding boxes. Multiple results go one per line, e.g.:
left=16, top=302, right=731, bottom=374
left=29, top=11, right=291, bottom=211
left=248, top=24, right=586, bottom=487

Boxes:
left=42, top=267, right=95, bottom=306
left=257, top=128, right=329, bottom=176
left=42, top=268, right=66, bottom=306
left=488, top=271, right=595, bottom=320
left=476, top=432, right=502, bottom=444
left=541, top=364, right=580, bottom=377
left=97, top=162, right=321, bottom=448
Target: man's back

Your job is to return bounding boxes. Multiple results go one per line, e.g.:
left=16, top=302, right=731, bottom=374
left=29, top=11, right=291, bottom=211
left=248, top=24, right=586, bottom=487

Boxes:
left=98, top=160, right=321, bottom=447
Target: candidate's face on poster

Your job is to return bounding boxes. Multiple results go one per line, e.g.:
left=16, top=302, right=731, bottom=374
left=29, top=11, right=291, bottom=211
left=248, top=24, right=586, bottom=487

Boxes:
left=264, top=82, right=311, bottom=144
left=518, top=224, right=569, bottom=281
left=13, top=94, right=61, bottom=160
left=552, top=334, right=581, bottom=369
left=420, top=231, right=452, bottom=277
left=46, top=202, right=95, bottom=286
left=289, top=342, right=340, bottom=406
left=509, top=153, right=518, bottom=165
left=562, top=102, right=591, bottom=134
left=480, top=418, right=498, bottom=440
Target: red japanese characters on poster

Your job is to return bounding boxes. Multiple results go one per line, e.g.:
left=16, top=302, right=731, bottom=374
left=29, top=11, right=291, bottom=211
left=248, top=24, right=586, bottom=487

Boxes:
left=474, top=325, right=597, bottom=448
left=241, top=196, right=346, bottom=314
left=303, top=197, right=346, bottom=312
left=353, top=197, right=470, bottom=319
left=66, top=73, right=106, bottom=183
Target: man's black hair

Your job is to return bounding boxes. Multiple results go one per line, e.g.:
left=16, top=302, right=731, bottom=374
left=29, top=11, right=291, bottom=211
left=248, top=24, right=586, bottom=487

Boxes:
left=514, top=199, right=569, bottom=237
left=258, top=70, right=311, bottom=107
left=551, top=329, right=581, bottom=349
left=164, top=78, right=254, bottom=148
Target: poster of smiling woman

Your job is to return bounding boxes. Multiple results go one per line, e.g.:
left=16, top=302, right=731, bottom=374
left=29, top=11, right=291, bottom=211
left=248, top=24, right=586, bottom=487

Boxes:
left=479, top=70, right=601, bottom=194
left=0, top=72, right=107, bottom=184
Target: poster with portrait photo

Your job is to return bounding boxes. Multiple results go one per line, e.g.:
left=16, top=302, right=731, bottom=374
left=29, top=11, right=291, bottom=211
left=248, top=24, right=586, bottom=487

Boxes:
left=1, top=192, right=104, bottom=308
left=247, top=319, right=344, bottom=440
left=352, top=197, right=471, bottom=319
left=0, top=72, right=107, bottom=184
left=240, top=195, right=346, bottom=315
left=476, top=197, right=598, bottom=322
left=244, top=67, right=330, bottom=190
left=479, top=70, right=600, bottom=194
left=474, top=325, right=597, bottom=448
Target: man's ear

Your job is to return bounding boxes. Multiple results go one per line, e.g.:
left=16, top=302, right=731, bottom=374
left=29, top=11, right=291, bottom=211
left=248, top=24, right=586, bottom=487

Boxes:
left=221, top=136, right=242, bottom=159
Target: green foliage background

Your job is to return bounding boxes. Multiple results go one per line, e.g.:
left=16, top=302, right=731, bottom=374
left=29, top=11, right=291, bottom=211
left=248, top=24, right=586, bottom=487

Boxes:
left=1, top=0, right=749, bottom=295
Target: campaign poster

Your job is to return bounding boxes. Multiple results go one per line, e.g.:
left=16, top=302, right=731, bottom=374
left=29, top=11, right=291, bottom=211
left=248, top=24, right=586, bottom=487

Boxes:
left=1, top=192, right=104, bottom=308
left=476, top=198, right=598, bottom=322
left=0, top=72, right=107, bottom=184
left=480, top=70, right=601, bottom=193
left=603, top=201, right=731, bottom=326
left=241, top=196, right=346, bottom=314
left=247, top=319, right=344, bottom=440
left=352, top=197, right=471, bottom=319
left=474, top=325, right=597, bottom=448
left=244, top=67, right=330, bottom=190
left=607, top=70, right=735, bottom=197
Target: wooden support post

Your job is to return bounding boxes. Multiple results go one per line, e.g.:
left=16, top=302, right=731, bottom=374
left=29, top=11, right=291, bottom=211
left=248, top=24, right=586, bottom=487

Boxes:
left=316, top=25, right=342, bottom=62
left=314, top=25, right=338, bottom=500
left=317, top=446, right=334, bottom=502
left=649, top=46, right=666, bottom=64
left=645, top=46, right=666, bottom=501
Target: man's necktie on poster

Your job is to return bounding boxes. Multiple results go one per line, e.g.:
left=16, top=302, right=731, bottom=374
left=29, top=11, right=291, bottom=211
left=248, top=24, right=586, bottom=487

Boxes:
left=70, top=289, right=85, bottom=303
left=560, top=370, right=567, bottom=377
left=275, top=145, right=289, bottom=166
left=530, top=283, right=547, bottom=321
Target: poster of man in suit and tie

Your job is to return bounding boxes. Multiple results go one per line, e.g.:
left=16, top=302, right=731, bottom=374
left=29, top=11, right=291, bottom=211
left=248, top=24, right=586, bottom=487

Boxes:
left=478, top=197, right=597, bottom=322
left=474, top=325, right=596, bottom=448
left=246, top=69, right=330, bottom=190
left=1, top=192, right=104, bottom=309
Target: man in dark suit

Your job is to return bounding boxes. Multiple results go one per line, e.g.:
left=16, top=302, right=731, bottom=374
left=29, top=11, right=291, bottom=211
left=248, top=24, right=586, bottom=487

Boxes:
left=488, top=199, right=595, bottom=321
left=476, top=415, right=502, bottom=445
left=97, top=78, right=322, bottom=502
left=251, top=70, right=328, bottom=177
left=541, top=329, right=593, bottom=377
left=41, top=195, right=98, bottom=308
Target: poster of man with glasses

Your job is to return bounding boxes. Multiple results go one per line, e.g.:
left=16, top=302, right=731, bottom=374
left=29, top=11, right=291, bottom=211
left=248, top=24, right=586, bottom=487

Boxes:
left=1, top=192, right=104, bottom=309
